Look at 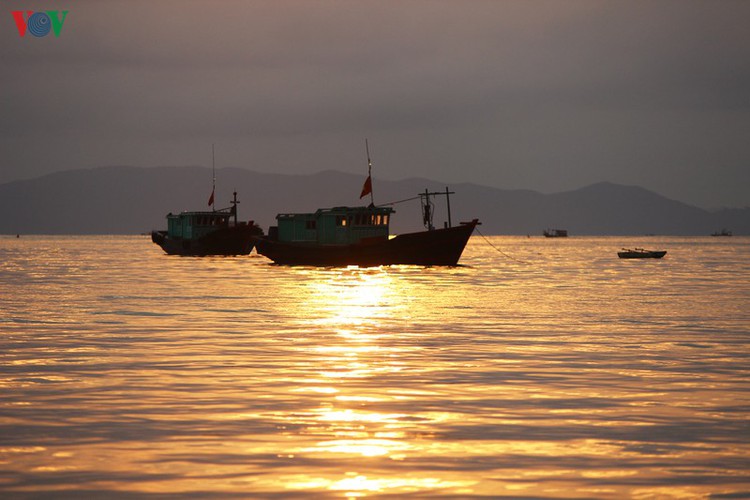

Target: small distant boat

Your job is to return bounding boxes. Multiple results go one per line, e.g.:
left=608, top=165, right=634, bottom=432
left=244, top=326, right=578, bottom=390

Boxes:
left=543, top=228, right=568, bottom=237
left=152, top=191, right=263, bottom=256
left=617, top=248, right=667, bottom=259
left=711, top=229, right=732, bottom=237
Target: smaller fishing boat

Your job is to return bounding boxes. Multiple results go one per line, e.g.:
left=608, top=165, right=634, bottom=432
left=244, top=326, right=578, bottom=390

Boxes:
left=543, top=228, right=568, bottom=237
left=152, top=191, right=263, bottom=256
left=617, top=248, right=667, bottom=259
left=711, top=229, right=732, bottom=237
left=152, top=147, right=263, bottom=256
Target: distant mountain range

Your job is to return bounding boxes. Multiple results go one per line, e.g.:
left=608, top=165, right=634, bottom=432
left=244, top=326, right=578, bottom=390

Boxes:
left=1, top=166, right=747, bottom=235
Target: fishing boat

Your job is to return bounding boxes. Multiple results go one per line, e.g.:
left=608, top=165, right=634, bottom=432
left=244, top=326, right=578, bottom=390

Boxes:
left=254, top=141, right=479, bottom=266
left=152, top=191, right=263, bottom=256
left=617, top=248, right=667, bottom=259
left=255, top=205, right=479, bottom=266
left=151, top=146, right=262, bottom=256
left=543, top=228, right=568, bottom=237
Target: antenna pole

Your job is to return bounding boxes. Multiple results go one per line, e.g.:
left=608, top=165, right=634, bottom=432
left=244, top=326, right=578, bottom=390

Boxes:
left=365, top=139, right=374, bottom=205
left=232, top=191, right=238, bottom=225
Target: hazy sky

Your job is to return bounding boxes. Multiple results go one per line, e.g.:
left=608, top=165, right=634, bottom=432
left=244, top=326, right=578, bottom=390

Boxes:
left=2, top=0, right=749, bottom=208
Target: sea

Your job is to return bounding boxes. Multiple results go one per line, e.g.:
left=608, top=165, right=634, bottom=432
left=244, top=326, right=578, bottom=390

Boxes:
left=1, top=235, right=748, bottom=499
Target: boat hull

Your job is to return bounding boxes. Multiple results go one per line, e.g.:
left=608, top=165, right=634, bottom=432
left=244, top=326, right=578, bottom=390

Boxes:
left=617, top=250, right=667, bottom=259
left=255, top=220, right=479, bottom=267
left=151, top=225, right=259, bottom=256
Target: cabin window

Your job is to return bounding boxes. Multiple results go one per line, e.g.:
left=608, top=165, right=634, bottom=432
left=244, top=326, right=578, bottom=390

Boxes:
left=382, top=215, right=389, bottom=225
left=336, top=216, right=347, bottom=227
left=357, top=214, right=374, bottom=226
left=306, top=220, right=317, bottom=230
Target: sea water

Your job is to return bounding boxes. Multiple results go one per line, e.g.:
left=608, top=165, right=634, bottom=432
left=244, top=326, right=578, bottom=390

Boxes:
left=1, top=235, right=748, bottom=498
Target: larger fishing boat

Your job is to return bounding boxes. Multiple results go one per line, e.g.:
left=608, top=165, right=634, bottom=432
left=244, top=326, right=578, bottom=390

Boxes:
left=255, top=141, right=478, bottom=266
left=151, top=191, right=263, bottom=256
left=254, top=202, right=478, bottom=267
left=255, top=179, right=479, bottom=268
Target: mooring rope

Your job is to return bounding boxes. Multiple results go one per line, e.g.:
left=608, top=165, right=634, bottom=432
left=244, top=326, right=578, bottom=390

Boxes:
left=475, top=227, right=533, bottom=265
left=377, top=195, right=422, bottom=207
left=378, top=195, right=534, bottom=265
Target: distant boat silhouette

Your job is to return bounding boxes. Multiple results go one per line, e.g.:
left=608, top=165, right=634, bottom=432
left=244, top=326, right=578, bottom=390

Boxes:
left=543, top=229, right=568, bottom=237
left=711, top=229, right=732, bottom=236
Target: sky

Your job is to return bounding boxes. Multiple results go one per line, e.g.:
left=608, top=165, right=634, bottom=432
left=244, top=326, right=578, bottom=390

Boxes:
left=2, top=0, right=749, bottom=209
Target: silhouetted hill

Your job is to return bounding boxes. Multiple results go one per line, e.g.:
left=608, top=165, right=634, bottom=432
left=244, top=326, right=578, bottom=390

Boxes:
left=1, top=166, right=747, bottom=235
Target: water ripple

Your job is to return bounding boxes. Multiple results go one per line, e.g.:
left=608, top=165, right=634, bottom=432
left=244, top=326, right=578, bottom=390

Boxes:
left=1, top=235, right=748, bottom=498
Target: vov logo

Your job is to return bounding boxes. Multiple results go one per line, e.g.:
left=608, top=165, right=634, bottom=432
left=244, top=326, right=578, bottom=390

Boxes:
left=11, top=10, right=69, bottom=38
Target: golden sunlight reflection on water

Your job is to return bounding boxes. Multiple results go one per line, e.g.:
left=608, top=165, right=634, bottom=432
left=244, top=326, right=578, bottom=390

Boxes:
left=1, top=235, right=749, bottom=498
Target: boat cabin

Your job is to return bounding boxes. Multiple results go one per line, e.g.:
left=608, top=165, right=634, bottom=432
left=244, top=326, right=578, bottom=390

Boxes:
left=274, top=206, right=395, bottom=245
left=166, top=210, right=233, bottom=240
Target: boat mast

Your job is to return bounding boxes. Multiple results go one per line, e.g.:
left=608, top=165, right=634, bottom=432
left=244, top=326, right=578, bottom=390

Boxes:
left=365, top=139, right=374, bottom=206
left=419, top=188, right=455, bottom=230
left=445, top=186, right=452, bottom=228
left=231, top=191, right=239, bottom=225
left=421, top=189, right=434, bottom=230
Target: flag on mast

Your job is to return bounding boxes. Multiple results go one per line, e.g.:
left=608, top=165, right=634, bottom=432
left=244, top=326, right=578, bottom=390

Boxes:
left=360, top=138, right=374, bottom=201
left=209, top=143, right=216, bottom=208
left=359, top=175, right=372, bottom=199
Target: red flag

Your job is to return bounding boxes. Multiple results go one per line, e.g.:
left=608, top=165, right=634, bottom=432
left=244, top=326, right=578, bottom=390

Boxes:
left=208, top=188, right=215, bottom=207
left=359, top=175, right=372, bottom=199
